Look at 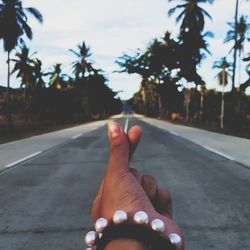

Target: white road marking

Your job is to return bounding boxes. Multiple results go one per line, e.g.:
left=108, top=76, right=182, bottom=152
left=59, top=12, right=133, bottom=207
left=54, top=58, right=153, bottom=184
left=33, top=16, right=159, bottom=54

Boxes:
left=4, top=151, right=42, bottom=169
left=202, top=146, right=235, bottom=161
left=156, top=126, right=179, bottom=136
left=169, top=131, right=179, bottom=136
left=72, top=133, right=82, bottom=139
left=124, top=118, right=129, bottom=134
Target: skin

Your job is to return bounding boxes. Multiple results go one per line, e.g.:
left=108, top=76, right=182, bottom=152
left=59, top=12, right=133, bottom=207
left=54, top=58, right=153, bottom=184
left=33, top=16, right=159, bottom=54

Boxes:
left=91, top=122, right=184, bottom=250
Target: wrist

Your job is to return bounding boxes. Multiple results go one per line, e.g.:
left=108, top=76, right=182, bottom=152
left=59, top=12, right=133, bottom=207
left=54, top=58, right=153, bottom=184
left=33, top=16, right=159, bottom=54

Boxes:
left=105, top=238, right=146, bottom=250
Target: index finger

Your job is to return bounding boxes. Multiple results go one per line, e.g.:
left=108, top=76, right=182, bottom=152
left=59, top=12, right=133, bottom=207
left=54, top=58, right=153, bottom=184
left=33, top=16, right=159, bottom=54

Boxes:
left=127, top=125, right=142, bottom=161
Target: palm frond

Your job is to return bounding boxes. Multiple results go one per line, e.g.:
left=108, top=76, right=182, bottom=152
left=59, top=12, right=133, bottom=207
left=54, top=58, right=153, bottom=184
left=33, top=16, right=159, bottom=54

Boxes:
left=201, top=8, right=212, bottom=20
left=168, top=4, right=186, bottom=17
left=25, top=7, right=43, bottom=23
left=203, top=31, right=214, bottom=38
left=176, top=10, right=186, bottom=24
left=168, top=7, right=178, bottom=17
left=20, top=19, right=33, bottom=40
left=69, top=49, right=81, bottom=58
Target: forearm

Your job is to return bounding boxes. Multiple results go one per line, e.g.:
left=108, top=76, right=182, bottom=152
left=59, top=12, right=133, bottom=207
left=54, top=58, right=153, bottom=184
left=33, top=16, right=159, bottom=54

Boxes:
left=105, top=238, right=147, bottom=250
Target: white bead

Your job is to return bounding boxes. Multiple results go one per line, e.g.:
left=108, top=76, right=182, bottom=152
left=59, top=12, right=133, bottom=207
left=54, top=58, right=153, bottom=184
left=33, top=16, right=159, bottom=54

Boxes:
left=95, top=218, right=108, bottom=233
left=113, top=210, right=128, bottom=224
left=85, top=231, right=97, bottom=247
left=134, top=211, right=149, bottom=224
left=151, top=219, right=165, bottom=233
left=169, top=233, right=182, bottom=247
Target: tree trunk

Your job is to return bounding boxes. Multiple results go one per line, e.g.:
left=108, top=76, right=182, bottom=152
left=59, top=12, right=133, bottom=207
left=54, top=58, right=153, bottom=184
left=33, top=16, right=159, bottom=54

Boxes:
left=199, top=86, right=205, bottom=123
left=184, top=89, right=191, bottom=122
left=6, top=51, right=13, bottom=130
left=221, top=69, right=226, bottom=129
left=231, top=0, right=239, bottom=93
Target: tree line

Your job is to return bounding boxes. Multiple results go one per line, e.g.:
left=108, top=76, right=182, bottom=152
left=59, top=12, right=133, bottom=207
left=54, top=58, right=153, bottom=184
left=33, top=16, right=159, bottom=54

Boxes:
left=117, top=0, right=250, bottom=132
left=0, top=0, right=122, bottom=131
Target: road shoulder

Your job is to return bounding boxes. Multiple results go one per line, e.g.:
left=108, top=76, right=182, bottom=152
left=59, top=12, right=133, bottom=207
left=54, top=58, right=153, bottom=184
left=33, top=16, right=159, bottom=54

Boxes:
left=0, top=120, right=108, bottom=172
left=138, top=115, right=250, bottom=169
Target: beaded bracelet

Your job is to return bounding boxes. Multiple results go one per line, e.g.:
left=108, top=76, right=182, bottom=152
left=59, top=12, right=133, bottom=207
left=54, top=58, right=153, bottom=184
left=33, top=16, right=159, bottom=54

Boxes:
left=84, top=210, right=182, bottom=250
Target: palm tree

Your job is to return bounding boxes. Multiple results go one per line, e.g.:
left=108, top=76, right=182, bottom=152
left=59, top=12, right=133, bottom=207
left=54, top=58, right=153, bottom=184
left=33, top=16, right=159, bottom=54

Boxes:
left=69, top=41, right=94, bottom=79
left=168, top=0, right=214, bottom=84
left=11, top=45, right=36, bottom=110
left=213, top=57, right=232, bottom=129
left=48, top=64, right=67, bottom=90
left=241, top=53, right=250, bottom=92
left=231, top=0, right=250, bottom=92
left=33, top=59, right=46, bottom=88
left=225, top=15, right=250, bottom=88
left=168, top=0, right=214, bottom=33
left=0, top=0, right=43, bottom=128
left=11, top=45, right=36, bottom=89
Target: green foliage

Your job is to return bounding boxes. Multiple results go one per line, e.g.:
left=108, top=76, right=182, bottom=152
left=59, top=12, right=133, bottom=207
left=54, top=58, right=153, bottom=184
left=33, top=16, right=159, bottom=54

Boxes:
left=11, top=44, right=36, bottom=88
left=0, top=0, right=43, bottom=52
left=213, top=57, right=232, bottom=87
left=225, top=15, right=250, bottom=56
left=168, top=0, right=214, bottom=83
left=69, top=41, right=94, bottom=79
left=4, top=40, right=122, bottom=124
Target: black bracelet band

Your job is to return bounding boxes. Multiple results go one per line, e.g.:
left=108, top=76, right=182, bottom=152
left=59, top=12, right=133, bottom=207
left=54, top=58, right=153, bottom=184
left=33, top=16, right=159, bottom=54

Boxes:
left=96, top=224, right=177, bottom=250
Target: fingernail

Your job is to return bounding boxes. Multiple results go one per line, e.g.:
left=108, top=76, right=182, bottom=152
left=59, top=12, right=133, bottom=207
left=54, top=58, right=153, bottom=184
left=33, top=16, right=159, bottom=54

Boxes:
left=108, top=122, right=121, bottom=139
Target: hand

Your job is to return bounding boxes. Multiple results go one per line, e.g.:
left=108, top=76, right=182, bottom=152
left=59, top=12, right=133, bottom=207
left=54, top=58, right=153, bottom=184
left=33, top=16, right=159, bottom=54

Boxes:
left=91, top=122, right=184, bottom=249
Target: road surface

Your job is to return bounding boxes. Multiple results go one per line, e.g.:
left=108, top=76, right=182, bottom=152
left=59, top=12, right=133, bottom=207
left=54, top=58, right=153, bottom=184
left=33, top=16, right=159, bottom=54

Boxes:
left=0, top=116, right=249, bottom=250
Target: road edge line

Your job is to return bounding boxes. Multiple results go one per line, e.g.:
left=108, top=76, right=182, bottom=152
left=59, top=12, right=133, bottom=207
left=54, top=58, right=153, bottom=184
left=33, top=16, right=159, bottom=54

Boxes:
left=4, top=151, right=43, bottom=169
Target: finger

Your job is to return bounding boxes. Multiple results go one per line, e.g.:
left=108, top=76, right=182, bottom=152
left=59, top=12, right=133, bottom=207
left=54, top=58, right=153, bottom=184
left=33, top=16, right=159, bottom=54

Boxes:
left=156, top=189, right=172, bottom=218
left=91, top=179, right=104, bottom=221
left=127, top=126, right=142, bottom=161
left=141, top=175, right=158, bottom=203
left=92, top=125, right=141, bottom=220
left=130, top=167, right=142, bottom=183
left=107, top=121, right=129, bottom=173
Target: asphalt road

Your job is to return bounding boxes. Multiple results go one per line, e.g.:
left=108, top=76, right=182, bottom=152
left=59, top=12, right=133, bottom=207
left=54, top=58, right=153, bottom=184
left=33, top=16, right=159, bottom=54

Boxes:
left=0, top=117, right=249, bottom=250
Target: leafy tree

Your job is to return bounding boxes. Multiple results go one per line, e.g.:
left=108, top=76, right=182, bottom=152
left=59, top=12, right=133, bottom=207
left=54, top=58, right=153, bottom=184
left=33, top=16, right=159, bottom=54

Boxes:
left=117, top=32, right=180, bottom=81
left=117, top=33, right=183, bottom=116
left=87, top=70, right=121, bottom=117
left=0, top=0, right=43, bottom=128
left=116, top=51, right=150, bottom=79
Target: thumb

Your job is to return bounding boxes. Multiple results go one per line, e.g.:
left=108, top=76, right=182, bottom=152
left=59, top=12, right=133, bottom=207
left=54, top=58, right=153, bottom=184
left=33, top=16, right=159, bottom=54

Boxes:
left=107, top=121, right=129, bottom=173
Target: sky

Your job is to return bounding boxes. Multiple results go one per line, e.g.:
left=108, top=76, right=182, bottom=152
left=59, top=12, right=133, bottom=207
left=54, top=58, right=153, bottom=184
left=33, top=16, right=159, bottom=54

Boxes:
left=0, top=0, right=250, bottom=99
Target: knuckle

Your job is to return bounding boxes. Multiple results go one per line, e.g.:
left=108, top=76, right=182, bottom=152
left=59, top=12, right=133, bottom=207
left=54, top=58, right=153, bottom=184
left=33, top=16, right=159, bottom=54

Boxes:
left=110, top=137, right=123, bottom=149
